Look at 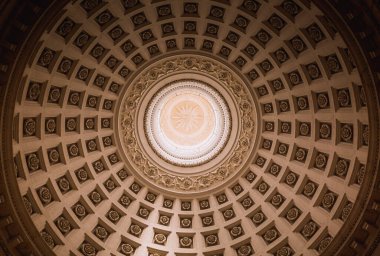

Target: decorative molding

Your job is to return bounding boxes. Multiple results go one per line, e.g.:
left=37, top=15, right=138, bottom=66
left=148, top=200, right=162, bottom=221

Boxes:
left=120, top=56, right=256, bottom=191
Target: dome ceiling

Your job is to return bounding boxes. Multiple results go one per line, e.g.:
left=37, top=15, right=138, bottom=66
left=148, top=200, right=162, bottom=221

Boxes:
left=0, top=0, right=379, bottom=256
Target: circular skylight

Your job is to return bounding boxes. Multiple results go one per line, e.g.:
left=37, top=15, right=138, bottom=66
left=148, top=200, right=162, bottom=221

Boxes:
left=144, top=80, right=231, bottom=166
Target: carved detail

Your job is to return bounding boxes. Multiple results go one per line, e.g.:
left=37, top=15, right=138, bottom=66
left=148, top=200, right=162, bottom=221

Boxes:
left=120, top=57, right=255, bottom=191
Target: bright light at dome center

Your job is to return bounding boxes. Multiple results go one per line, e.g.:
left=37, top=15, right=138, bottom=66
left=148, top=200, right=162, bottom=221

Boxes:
left=144, top=80, right=231, bottom=167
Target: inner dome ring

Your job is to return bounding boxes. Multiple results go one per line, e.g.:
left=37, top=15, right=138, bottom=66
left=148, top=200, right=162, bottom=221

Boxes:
left=119, top=55, right=258, bottom=192
left=144, top=79, right=231, bottom=167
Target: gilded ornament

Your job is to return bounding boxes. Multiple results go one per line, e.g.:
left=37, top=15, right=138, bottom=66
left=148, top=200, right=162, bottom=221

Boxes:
left=108, top=210, right=120, bottom=222
left=81, top=243, right=96, bottom=256
left=301, top=221, right=318, bottom=239
left=242, top=197, right=253, bottom=209
left=57, top=176, right=70, bottom=192
left=97, top=11, right=112, bottom=25
left=89, top=191, right=102, bottom=204
left=56, top=216, right=71, bottom=234
left=276, top=246, right=293, bottom=256
left=180, top=236, right=192, bottom=247
left=73, top=203, right=86, bottom=218
left=85, top=119, right=95, bottom=129
left=341, top=202, right=353, bottom=221
left=76, top=168, right=88, bottom=182
left=315, top=153, right=328, bottom=169
left=94, top=226, right=108, bottom=240
left=154, top=233, right=167, bottom=244
left=181, top=201, right=191, bottom=210
left=117, top=169, right=128, bottom=180
left=138, top=207, right=150, bottom=219
left=27, top=82, right=41, bottom=101
left=48, top=148, right=60, bottom=163
left=317, top=93, right=329, bottom=108
left=163, top=199, right=173, bottom=208
left=69, top=91, right=81, bottom=105
left=335, top=158, right=349, bottom=177
left=230, top=226, right=243, bottom=239
left=23, top=196, right=33, bottom=215
left=295, top=148, right=307, bottom=161
left=321, top=192, right=336, bottom=210
left=237, top=244, right=252, bottom=256
left=299, top=123, right=310, bottom=136
left=252, top=212, right=265, bottom=225
left=303, top=182, right=316, bottom=197
left=41, top=231, right=55, bottom=248
left=23, top=118, right=36, bottom=136
left=58, top=59, right=72, bottom=74
left=27, top=153, right=40, bottom=171
left=282, top=1, right=300, bottom=16
left=318, top=236, right=332, bottom=253
left=38, top=186, right=52, bottom=204
left=66, top=118, right=77, bottom=131
left=319, top=123, right=331, bottom=139
left=271, top=194, right=283, bottom=207
left=181, top=218, right=191, bottom=228
left=258, top=182, right=269, bottom=194
left=288, top=71, right=302, bottom=85
left=159, top=215, right=170, bottom=225
left=104, top=179, right=115, bottom=191
left=75, top=32, right=90, bottom=48
left=337, top=89, right=350, bottom=107
left=243, top=0, right=259, bottom=12
left=202, top=216, right=213, bottom=226
left=205, top=234, right=218, bottom=246
left=307, top=24, right=324, bottom=43
left=38, top=48, right=55, bottom=67
left=245, top=171, right=256, bottom=183
left=263, top=228, right=278, bottom=243
left=340, top=124, right=353, bottom=142
left=232, top=184, right=243, bottom=194
left=45, top=118, right=56, bottom=133
left=130, top=224, right=142, bottom=236
left=307, top=63, right=320, bottom=79
left=119, top=194, right=132, bottom=207
left=93, top=160, right=104, bottom=172
left=286, top=207, right=300, bottom=222
left=184, top=3, right=197, bottom=14
left=285, top=172, right=297, bottom=186
left=223, top=209, right=235, bottom=220
left=68, top=144, right=79, bottom=157
left=77, top=67, right=89, bottom=80
left=269, top=15, right=285, bottom=30
left=120, top=243, right=134, bottom=254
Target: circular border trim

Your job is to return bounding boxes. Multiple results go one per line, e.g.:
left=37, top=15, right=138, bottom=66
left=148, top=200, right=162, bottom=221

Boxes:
left=144, top=79, right=232, bottom=167
left=119, top=56, right=256, bottom=192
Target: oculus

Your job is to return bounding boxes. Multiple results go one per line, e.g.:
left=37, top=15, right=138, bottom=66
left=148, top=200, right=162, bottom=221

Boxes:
left=144, top=80, right=231, bottom=166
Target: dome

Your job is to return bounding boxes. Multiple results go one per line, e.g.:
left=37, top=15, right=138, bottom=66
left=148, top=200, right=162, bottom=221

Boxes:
left=0, top=0, right=380, bottom=256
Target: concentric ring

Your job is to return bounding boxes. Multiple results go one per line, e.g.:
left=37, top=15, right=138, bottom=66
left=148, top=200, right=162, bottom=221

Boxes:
left=119, top=55, right=257, bottom=192
left=144, top=80, right=231, bottom=166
